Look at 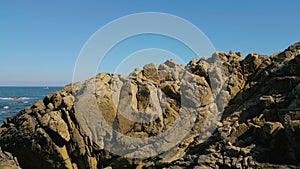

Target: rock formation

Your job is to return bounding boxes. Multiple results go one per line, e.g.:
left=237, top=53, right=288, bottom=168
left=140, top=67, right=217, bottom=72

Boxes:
left=0, top=148, right=21, bottom=169
left=0, top=42, right=299, bottom=169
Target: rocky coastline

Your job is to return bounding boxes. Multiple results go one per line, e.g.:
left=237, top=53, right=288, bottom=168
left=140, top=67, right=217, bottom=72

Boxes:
left=0, top=42, right=299, bottom=169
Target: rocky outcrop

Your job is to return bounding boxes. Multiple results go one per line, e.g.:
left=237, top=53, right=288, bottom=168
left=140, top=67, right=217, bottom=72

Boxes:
left=0, top=42, right=299, bottom=169
left=165, top=42, right=300, bottom=169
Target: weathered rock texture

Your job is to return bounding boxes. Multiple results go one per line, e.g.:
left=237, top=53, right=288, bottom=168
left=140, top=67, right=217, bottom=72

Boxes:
left=0, top=42, right=299, bottom=169
left=0, top=148, right=21, bottom=169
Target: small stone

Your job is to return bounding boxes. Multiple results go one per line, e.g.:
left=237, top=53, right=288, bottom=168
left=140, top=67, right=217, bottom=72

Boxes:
left=217, top=122, right=223, bottom=127
left=263, top=122, right=284, bottom=135
left=164, top=59, right=176, bottom=68
left=259, top=95, right=274, bottom=107
left=47, top=103, right=54, bottom=110
left=230, top=123, right=249, bottom=138
left=62, top=95, right=74, bottom=109
left=229, top=50, right=235, bottom=55
left=103, top=167, right=112, bottom=169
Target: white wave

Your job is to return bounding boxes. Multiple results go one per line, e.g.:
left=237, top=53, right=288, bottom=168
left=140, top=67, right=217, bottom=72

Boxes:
left=19, top=97, right=32, bottom=100
left=0, top=97, right=33, bottom=100
left=0, top=97, right=14, bottom=100
left=3, top=106, right=9, bottom=109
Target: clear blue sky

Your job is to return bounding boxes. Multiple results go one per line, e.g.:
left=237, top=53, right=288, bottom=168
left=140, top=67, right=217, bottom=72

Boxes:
left=1, top=1, right=299, bottom=86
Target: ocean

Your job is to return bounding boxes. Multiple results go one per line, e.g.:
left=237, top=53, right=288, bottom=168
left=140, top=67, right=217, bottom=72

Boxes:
left=0, top=87, right=62, bottom=124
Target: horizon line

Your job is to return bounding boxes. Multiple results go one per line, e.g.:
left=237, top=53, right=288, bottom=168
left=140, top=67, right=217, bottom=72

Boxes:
left=0, top=85, right=65, bottom=87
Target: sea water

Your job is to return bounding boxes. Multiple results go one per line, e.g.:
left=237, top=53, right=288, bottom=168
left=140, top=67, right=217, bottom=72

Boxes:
left=0, top=87, right=62, bottom=123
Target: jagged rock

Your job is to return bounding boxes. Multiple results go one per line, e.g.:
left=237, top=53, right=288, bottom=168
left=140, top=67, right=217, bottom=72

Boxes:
left=39, top=110, right=71, bottom=142
left=142, top=63, right=159, bottom=82
left=0, top=42, right=300, bottom=169
left=0, top=148, right=21, bottom=169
